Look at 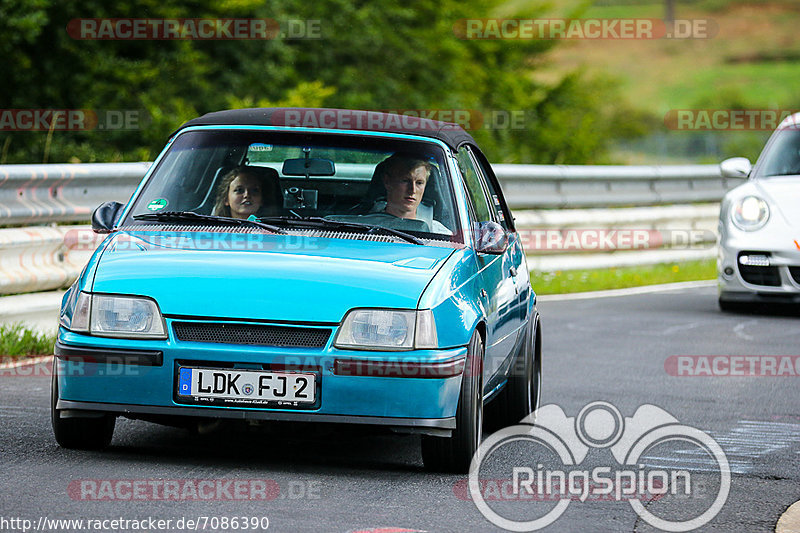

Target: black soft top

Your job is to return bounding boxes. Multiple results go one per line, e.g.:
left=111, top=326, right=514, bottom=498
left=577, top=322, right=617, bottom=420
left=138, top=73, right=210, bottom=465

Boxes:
left=175, top=107, right=477, bottom=150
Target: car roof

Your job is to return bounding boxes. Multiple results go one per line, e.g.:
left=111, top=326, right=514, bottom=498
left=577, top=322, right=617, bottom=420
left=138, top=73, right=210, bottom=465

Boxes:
left=175, top=107, right=478, bottom=150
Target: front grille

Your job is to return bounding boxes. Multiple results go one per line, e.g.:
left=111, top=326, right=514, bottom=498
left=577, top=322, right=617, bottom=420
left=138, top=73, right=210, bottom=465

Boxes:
left=789, top=267, right=800, bottom=285
left=738, top=265, right=781, bottom=287
left=173, top=322, right=331, bottom=348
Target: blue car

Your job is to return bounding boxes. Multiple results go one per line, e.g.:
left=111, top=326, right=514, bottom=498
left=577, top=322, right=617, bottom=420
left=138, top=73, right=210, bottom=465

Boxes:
left=52, top=108, right=541, bottom=472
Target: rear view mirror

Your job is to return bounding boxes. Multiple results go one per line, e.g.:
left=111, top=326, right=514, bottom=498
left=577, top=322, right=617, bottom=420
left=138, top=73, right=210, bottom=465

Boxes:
left=91, top=201, right=124, bottom=233
left=282, top=158, right=335, bottom=177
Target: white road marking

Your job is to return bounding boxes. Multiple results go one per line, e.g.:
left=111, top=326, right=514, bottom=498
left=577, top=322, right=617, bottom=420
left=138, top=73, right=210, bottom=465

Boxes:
left=639, top=420, right=800, bottom=475
left=733, top=320, right=758, bottom=341
left=537, top=280, right=716, bottom=302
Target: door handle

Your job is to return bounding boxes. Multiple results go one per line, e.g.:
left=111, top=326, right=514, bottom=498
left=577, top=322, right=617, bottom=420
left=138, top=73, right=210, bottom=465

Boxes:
left=509, top=266, right=517, bottom=277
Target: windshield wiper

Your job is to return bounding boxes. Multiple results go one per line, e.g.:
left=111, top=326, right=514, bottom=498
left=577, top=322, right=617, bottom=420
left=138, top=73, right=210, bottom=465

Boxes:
left=132, top=211, right=284, bottom=233
left=258, top=216, right=424, bottom=245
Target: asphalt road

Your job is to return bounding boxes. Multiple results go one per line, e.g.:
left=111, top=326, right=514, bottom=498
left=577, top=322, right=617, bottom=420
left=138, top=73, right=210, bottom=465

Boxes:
left=1, top=284, right=799, bottom=532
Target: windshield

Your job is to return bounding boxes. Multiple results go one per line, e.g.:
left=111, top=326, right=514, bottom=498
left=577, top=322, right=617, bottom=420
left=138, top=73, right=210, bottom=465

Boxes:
left=759, top=129, right=800, bottom=177
left=124, top=129, right=461, bottom=242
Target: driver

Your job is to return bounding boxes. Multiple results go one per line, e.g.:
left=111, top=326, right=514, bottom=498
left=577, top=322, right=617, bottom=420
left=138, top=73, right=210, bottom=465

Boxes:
left=379, top=154, right=450, bottom=234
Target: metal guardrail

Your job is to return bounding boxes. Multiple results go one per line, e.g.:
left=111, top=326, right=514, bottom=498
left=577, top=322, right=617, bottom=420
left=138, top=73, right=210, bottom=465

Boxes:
left=0, top=161, right=742, bottom=298
left=494, top=163, right=741, bottom=208
left=0, top=162, right=744, bottom=224
left=0, top=162, right=149, bottom=225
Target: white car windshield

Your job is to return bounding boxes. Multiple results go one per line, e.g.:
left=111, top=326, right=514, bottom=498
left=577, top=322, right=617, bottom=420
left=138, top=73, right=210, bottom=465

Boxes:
left=760, top=129, right=800, bottom=177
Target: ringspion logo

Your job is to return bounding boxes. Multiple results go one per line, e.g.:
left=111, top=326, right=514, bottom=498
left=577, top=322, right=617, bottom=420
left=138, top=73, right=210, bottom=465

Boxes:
left=469, top=402, right=729, bottom=531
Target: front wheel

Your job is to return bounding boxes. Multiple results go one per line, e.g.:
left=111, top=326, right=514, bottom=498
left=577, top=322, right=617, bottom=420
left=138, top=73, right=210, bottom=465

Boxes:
left=51, top=360, right=115, bottom=449
left=421, top=330, right=483, bottom=473
left=493, top=316, right=541, bottom=428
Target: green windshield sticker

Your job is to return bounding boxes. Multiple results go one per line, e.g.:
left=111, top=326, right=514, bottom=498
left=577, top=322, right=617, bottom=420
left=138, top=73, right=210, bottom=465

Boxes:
left=147, top=199, right=168, bottom=211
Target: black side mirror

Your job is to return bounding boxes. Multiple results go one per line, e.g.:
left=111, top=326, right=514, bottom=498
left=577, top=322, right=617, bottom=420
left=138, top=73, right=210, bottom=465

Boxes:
left=474, top=221, right=508, bottom=254
left=91, top=201, right=124, bottom=233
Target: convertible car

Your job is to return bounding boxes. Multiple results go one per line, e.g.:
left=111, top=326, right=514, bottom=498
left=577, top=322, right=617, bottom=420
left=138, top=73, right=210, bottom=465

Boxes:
left=718, top=112, right=800, bottom=310
left=52, top=108, right=541, bottom=472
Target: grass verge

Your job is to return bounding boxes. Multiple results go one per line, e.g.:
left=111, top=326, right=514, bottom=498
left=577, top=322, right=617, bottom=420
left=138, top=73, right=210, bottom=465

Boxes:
left=531, top=259, right=716, bottom=295
left=0, top=323, right=56, bottom=359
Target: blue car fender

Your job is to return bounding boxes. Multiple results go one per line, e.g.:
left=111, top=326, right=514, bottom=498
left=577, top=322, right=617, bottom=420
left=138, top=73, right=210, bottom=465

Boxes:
left=418, top=248, right=487, bottom=349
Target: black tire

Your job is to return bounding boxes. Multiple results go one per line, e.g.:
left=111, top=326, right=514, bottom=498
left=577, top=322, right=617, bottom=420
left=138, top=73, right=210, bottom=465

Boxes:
left=421, top=331, right=483, bottom=473
left=719, top=298, right=749, bottom=313
left=492, top=316, right=541, bottom=428
left=51, top=361, right=115, bottom=449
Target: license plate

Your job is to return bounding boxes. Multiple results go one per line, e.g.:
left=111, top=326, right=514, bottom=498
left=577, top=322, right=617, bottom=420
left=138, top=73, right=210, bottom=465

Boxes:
left=177, top=367, right=316, bottom=405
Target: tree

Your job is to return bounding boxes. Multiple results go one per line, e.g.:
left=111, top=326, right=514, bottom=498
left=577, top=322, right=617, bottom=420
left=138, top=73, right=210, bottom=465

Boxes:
left=0, top=0, right=631, bottom=164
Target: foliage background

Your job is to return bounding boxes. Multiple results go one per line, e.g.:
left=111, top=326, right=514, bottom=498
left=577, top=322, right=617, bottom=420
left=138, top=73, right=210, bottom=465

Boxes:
left=2, top=0, right=797, bottom=165
left=0, top=0, right=645, bottom=165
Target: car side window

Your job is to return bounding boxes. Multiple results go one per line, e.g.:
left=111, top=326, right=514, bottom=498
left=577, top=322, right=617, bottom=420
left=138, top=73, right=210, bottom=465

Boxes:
left=467, top=147, right=513, bottom=232
left=456, top=148, right=492, bottom=223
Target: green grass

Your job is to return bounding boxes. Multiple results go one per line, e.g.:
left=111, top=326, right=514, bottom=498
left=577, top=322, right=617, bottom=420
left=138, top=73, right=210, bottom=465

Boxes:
left=531, top=259, right=716, bottom=295
left=0, top=323, right=56, bottom=359
left=539, top=1, right=800, bottom=115
left=659, top=61, right=800, bottom=111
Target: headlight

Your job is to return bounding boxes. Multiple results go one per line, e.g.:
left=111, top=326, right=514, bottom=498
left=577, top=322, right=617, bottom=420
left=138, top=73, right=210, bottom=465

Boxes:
left=66, top=292, right=166, bottom=339
left=334, top=309, right=438, bottom=351
left=731, top=196, right=769, bottom=231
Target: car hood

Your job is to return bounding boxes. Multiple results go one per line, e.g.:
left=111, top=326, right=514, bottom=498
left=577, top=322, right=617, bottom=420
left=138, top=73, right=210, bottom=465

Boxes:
left=91, top=231, right=456, bottom=323
left=753, top=177, right=800, bottom=227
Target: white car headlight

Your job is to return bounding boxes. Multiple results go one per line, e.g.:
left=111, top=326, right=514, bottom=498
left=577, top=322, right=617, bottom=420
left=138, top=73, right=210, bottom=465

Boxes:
left=68, top=292, right=166, bottom=339
left=334, top=309, right=438, bottom=351
left=732, top=196, right=769, bottom=231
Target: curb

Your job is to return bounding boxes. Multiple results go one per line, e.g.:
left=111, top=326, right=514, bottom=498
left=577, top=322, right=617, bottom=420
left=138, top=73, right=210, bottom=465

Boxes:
left=0, top=355, right=52, bottom=369
left=537, top=280, right=716, bottom=302
left=0, top=290, right=64, bottom=334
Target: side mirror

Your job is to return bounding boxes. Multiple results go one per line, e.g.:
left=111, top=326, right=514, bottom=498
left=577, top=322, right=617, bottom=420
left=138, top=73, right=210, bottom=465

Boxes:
left=720, top=157, right=752, bottom=179
left=91, top=201, right=124, bottom=233
left=474, top=221, right=508, bottom=254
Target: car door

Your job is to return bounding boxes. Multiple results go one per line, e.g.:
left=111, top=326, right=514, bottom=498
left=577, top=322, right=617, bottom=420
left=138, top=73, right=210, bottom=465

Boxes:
left=469, top=146, right=530, bottom=327
left=455, top=146, right=521, bottom=394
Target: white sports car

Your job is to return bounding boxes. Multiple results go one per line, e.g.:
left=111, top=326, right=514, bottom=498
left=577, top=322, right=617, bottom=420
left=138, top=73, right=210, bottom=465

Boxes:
left=718, top=112, right=800, bottom=310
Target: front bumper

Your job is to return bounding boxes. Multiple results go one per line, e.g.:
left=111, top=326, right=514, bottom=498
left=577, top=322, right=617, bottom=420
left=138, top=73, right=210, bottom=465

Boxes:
left=55, top=323, right=467, bottom=432
left=718, top=234, right=800, bottom=303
